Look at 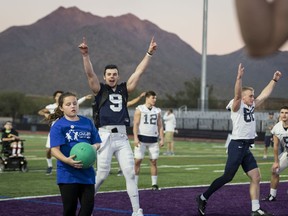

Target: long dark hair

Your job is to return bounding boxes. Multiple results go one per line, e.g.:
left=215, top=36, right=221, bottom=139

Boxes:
left=48, top=92, right=77, bottom=126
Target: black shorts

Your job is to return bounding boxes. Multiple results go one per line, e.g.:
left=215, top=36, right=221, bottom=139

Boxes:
left=264, top=135, right=272, bottom=147
left=225, top=139, right=258, bottom=174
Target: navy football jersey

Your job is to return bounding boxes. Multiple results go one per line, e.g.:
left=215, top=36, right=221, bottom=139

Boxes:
left=95, top=82, right=130, bottom=127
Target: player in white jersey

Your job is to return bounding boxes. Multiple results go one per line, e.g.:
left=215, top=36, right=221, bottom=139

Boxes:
left=196, top=63, right=282, bottom=216
left=262, top=106, right=288, bottom=201
left=133, top=91, right=164, bottom=191
left=38, top=90, right=92, bottom=175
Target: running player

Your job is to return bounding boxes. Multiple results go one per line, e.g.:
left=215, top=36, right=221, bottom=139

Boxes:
left=163, top=109, right=176, bottom=156
left=196, top=63, right=281, bottom=216
left=262, top=106, right=288, bottom=201
left=133, top=91, right=164, bottom=190
left=78, top=36, right=157, bottom=216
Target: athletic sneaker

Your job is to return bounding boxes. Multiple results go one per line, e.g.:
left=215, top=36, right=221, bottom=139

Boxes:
left=131, top=208, right=143, bottom=216
left=152, top=184, right=159, bottom=191
left=262, top=194, right=276, bottom=201
left=196, top=195, right=207, bottom=216
left=46, top=167, right=52, bottom=175
left=251, top=208, right=274, bottom=216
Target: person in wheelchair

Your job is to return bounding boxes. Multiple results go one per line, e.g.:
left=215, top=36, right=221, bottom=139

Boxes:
left=1, top=121, right=23, bottom=157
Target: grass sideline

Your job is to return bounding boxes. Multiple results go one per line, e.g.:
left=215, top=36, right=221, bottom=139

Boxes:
left=0, top=133, right=284, bottom=199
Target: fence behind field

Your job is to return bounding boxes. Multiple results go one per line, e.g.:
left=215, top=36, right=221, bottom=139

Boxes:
left=12, top=109, right=277, bottom=140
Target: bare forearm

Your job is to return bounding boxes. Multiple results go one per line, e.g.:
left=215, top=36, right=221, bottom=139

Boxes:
left=133, top=124, right=139, bottom=141
left=273, top=141, right=279, bottom=163
left=159, top=127, right=164, bottom=141
left=232, top=77, right=242, bottom=111
left=127, top=94, right=144, bottom=107
left=51, top=147, right=68, bottom=163
left=127, top=53, right=152, bottom=92
left=82, top=55, right=100, bottom=93
left=255, top=80, right=277, bottom=106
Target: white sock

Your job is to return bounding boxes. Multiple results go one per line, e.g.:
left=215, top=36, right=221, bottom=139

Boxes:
left=251, top=200, right=260, bottom=211
left=12, top=148, right=16, bottom=155
left=135, top=175, right=139, bottom=185
left=200, top=194, right=206, bottom=201
left=46, top=158, right=53, bottom=167
left=151, top=175, right=158, bottom=186
left=270, top=188, right=277, bottom=197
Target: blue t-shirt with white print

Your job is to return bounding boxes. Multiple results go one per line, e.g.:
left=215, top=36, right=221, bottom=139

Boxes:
left=50, top=115, right=101, bottom=184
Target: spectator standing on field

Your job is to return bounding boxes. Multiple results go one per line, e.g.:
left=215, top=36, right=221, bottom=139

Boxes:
left=163, top=109, right=176, bottom=156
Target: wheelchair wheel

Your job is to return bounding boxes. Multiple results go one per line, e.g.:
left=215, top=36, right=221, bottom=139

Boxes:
left=20, top=163, right=28, bottom=172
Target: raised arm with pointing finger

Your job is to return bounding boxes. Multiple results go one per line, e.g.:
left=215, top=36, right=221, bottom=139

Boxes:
left=78, top=37, right=157, bottom=94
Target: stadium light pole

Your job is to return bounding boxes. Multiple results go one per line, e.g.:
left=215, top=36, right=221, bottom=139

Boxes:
left=200, top=0, right=208, bottom=111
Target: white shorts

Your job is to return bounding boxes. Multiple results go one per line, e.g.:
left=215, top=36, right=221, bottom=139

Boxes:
left=97, top=129, right=134, bottom=172
left=277, top=151, right=288, bottom=174
left=45, top=133, right=50, bottom=148
left=134, top=142, right=159, bottom=160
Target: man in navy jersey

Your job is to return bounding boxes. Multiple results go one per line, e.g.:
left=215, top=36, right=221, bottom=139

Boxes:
left=196, top=63, right=281, bottom=216
left=79, top=37, right=157, bottom=216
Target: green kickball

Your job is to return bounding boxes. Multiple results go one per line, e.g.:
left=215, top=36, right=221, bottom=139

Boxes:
left=70, top=142, right=96, bottom=169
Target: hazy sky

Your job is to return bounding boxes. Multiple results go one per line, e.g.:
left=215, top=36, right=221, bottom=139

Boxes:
left=1, top=0, right=288, bottom=55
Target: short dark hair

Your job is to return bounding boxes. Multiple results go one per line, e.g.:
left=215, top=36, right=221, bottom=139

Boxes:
left=280, top=106, right=288, bottom=111
left=145, top=91, right=156, bottom=98
left=104, top=64, right=119, bottom=75
left=53, top=90, right=64, bottom=98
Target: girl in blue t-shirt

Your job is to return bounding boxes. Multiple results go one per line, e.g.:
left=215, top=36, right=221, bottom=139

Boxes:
left=49, top=92, right=101, bottom=216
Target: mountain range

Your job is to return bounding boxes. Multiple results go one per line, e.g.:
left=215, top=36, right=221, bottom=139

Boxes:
left=0, top=6, right=287, bottom=100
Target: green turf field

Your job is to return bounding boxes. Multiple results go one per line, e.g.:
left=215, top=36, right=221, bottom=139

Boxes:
left=0, top=133, right=285, bottom=199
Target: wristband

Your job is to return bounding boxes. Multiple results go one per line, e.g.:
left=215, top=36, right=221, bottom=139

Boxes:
left=146, top=52, right=153, bottom=56
left=272, top=79, right=277, bottom=82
